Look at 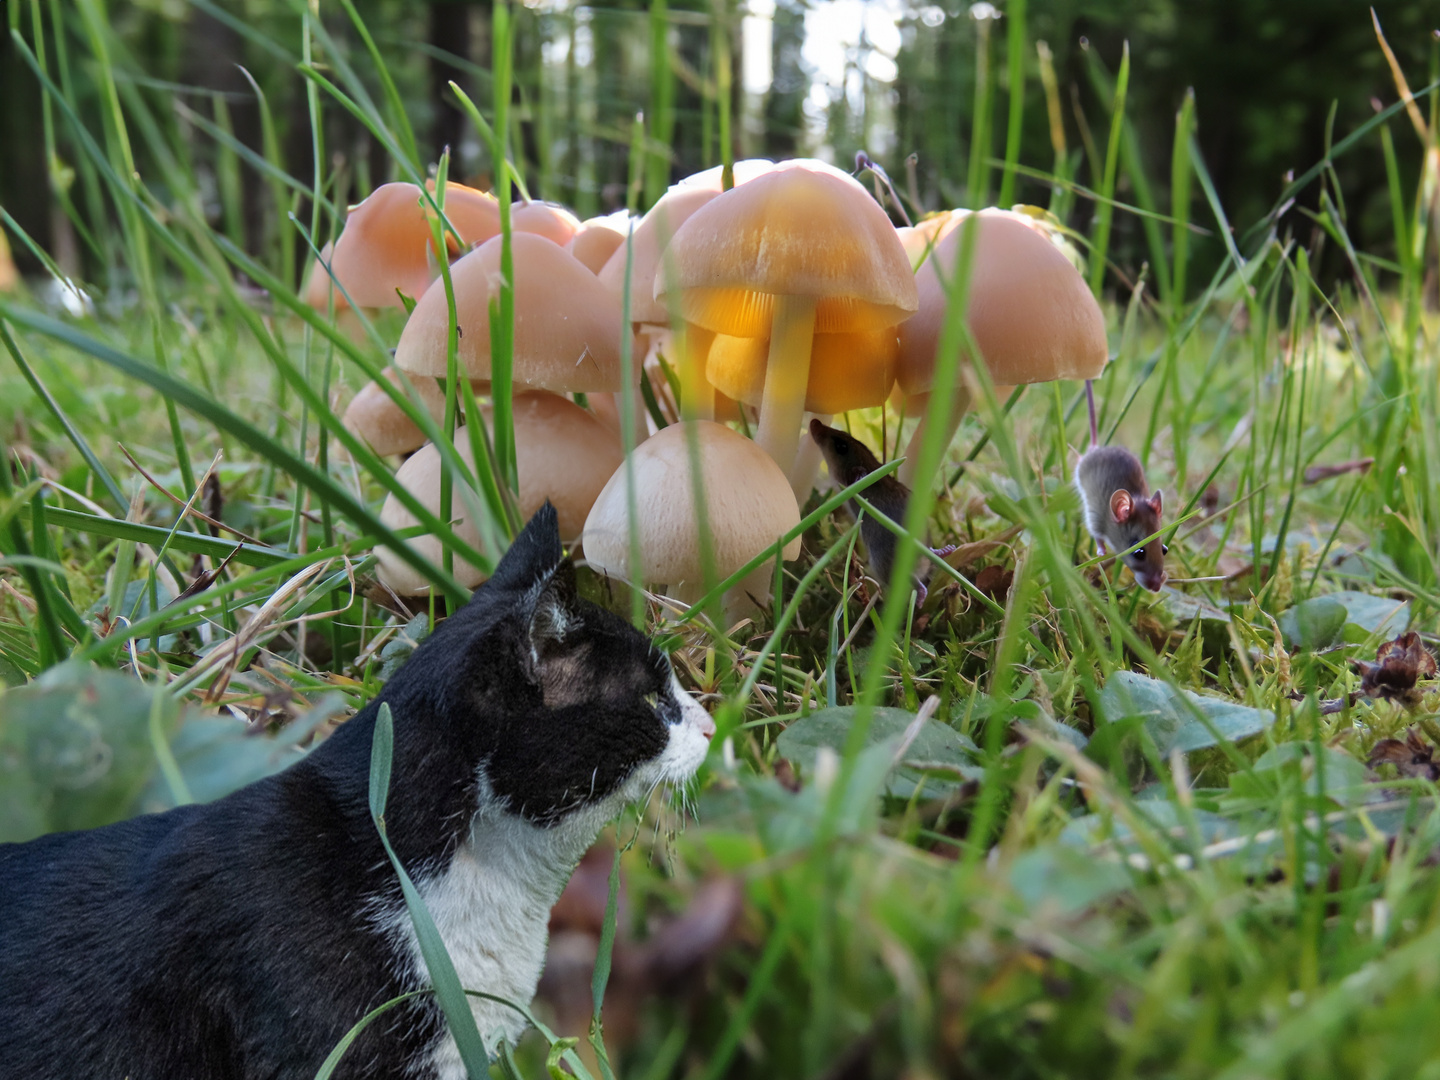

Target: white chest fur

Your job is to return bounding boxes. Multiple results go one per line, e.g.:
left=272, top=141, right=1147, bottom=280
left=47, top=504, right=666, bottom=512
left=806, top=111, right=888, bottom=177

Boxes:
left=382, top=676, right=714, bottom=1080
left=383, top=792, right=611, bottom=1080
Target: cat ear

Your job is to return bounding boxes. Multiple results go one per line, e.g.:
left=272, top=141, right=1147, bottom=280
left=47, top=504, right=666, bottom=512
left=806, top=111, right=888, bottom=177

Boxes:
left=488, top=501, right=563, bottom=593
left=1109, top=489, right=1133, bottom=524
left=525, top=558, right=581, bottom=665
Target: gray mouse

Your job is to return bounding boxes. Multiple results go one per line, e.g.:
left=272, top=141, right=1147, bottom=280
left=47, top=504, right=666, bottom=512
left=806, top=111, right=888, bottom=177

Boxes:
left=809, top=419, right=953, bottom=603
left=1075, top=382, right=1167, bottom=591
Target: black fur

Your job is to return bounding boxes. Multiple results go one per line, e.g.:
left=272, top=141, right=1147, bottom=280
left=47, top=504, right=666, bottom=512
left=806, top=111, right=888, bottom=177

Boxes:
left=0, top=503, right=683, bottom=1079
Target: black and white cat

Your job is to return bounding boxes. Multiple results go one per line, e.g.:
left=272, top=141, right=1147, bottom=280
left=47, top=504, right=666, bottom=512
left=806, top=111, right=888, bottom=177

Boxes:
left=0, top=502, right=714, bottom=1079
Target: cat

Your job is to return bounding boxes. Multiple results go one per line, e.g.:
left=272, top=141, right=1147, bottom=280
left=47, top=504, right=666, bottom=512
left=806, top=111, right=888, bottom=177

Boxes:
left=0, top=501, right=715, bottom=1079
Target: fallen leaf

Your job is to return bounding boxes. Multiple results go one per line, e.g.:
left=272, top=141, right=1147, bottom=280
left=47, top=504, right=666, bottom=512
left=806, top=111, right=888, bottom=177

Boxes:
left=973, top=564, right=1013, bottom=600
left=1354, top=631, right=1436, bottom=707
left=1367, top=726, right=1440, bottom=781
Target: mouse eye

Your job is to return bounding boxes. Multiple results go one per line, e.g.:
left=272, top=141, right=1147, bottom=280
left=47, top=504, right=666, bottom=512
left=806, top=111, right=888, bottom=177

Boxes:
left=833, top=438, right=850, bottom=454
left=1161, top=544, right=1169, bottom=555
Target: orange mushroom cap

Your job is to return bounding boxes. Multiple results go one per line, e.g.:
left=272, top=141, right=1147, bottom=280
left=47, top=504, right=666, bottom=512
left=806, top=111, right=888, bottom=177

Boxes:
left=897, top=208, right=1107, bottom=395
left=510, top=201, right=583, bottom=246
left=656, top=160, right=918, bottom=337
left=565, top=211, right=631, bottom=274
left=326, top=182, right=500, bottom=309
left=706, top=328, right=898, bottom=415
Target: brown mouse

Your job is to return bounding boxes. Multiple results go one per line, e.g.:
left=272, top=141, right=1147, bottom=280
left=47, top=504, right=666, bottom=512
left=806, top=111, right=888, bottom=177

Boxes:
left=809, top=419, right=951, bottom=601
left=1074, top=392, right=1167, bottom=591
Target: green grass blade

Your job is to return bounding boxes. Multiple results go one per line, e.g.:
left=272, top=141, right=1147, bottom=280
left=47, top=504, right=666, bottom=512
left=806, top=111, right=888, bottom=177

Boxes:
left=1087, top=40, right=1129, bottom=297
left=996, top=0, right=1026, bottom=208
left=370, top=704, right=491, bottom=1076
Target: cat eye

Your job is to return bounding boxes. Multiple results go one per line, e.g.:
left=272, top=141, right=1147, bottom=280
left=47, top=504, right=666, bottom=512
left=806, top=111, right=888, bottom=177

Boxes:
left=643, top=691, right=660, bottom=711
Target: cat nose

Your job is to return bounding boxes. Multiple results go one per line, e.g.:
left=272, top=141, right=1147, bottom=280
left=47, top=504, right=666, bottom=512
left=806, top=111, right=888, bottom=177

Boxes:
left=697, top=712, right=716, bottom=741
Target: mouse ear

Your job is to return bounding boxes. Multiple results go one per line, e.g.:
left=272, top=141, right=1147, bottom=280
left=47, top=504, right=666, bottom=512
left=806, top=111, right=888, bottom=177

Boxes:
left=1109, top=489, right=1133, bottom=524
left=1149, top=490, right=1163, bottom=515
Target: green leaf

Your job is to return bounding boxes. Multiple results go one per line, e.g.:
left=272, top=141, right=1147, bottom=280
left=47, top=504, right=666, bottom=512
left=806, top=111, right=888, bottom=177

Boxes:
left=0, top=662, right=334, bottom=840
left=140, top=699, right=336, bottom=811
left=1278, top=595, right=1348, bottom=651
left=1252, top=742, right=1372, bottom=808
left=0, top=663, right=159, bottom=841
left=1099, top=671, right=1275, bottom=755
left=370, top=702, right=394, bottom=823
left=776, top=706, right=983, bottom=799
left=1009, top=844, right=1132, bottom=915
left=1330, top=590, right=1410, bottom=636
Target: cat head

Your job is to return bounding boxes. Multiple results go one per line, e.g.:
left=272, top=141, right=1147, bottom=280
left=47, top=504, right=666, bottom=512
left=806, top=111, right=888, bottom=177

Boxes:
left=398, top=503, right=714, bottom=828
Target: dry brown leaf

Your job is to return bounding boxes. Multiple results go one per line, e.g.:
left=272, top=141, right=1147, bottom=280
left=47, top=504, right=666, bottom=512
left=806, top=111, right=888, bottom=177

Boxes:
left=1367, top=726, right=1440, bottom=781
left=1354, top=631, right=1437, bottom=707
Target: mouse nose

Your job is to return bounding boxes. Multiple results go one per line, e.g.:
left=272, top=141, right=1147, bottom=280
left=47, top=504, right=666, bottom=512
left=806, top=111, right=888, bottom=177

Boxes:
left=1139, top=570, right=1167, bottom=592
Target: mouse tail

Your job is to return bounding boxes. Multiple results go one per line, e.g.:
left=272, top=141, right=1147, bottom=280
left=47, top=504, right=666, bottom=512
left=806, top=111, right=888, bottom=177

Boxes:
left=1085, top=379, right=1098, bottom=448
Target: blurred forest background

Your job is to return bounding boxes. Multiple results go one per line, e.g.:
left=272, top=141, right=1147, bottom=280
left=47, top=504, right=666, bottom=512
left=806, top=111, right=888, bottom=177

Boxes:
left=3, top=0, right=1438, bottom=297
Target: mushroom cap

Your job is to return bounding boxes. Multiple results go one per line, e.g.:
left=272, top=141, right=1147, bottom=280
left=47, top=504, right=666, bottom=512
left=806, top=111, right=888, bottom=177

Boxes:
left=0, top=229, right=17, bottom=293
left=327, top=182, right=500, bottom=309
left=342, top=367, right=448, bottom=458
left=511, top=201, right=584, bottom=246
left=566, top=211, right=632, bottom=273
left=896, top=211, right=962, bottom=270
left=706, top=328, right=898, bottom=414
left=896, top=208, right=1107, bottom=395
left=495, top=391, right=625, bottom=540
left=375, top=391, right=625, bottom=595
left=393, top=231, right=623, bottom=392
left=302, top=241, right=348, bottom=311
left=582, top=420, right=801, bottom=587
left=376, top=438, right=490, bottom=596
left=656, top=160, right=918, bottom=337
left=597, top=186, right=720, bottom=326
left=671, top=158, right=779, bottom=191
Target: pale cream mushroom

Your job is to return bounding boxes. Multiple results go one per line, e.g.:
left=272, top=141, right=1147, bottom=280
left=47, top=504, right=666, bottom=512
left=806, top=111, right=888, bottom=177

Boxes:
left=565, top=211, right=631, bottom=273
left=895, top=208, right=1107, bottom=487
left=343, top=366, right=492, bottom=459
left=393, top=232, right=622, bottom=394
left=582, top=420, right=800, bottom=623
left=510, top=201, right=583, bottom=247
left=376, top=391, right=623, bottom=596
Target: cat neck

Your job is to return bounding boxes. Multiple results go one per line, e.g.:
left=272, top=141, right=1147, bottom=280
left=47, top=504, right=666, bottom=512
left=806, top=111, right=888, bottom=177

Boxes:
left=381, top=772, right=629, bottom=1074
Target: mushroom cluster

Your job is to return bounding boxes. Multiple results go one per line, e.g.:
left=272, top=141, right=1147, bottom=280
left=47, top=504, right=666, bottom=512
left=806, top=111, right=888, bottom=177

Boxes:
left=313, top=165, right=1107, bottom=613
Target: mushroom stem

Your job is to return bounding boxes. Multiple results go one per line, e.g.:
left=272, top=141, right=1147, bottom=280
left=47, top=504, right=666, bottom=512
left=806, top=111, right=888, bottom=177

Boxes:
left=610, top=377, right=649, bottom=448
left=678, top=325, right=716, bottom=421
left=662, top=580, right=704, bottom=622
left=897, top=386, right=971, bottom=489
left=755, top=295, right=818, bottom=469
left=725, top=562, right=777, bottom=625
left=788, top=413, right=832, bottom=502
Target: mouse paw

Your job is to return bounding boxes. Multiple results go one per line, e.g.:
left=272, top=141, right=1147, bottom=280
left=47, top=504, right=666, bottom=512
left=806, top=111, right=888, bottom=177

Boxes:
left=930, top=543, right=958, bottom=560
